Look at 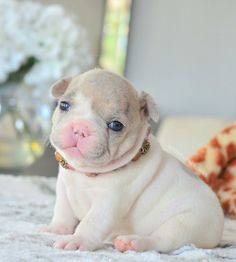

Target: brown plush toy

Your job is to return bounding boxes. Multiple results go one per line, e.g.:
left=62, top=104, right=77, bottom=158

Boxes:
left=187, top=124, right=236, bottom=218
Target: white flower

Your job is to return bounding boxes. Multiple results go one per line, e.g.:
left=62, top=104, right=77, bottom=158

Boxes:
left=0, top=0, right=92, bottom=89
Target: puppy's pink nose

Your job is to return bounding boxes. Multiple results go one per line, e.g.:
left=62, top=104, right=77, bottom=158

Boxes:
left=72, top=123, right=91, bottom=139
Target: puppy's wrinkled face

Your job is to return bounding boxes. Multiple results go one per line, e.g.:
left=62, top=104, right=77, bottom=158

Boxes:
left=50, top=69, right=158, bottom=169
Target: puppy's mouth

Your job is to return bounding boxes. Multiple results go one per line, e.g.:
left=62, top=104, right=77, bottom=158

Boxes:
left=52, top=136, right=107, bottom=165
left=61, top=144, right=108, bottom=165
left=50, top=134, right=83, bottom=159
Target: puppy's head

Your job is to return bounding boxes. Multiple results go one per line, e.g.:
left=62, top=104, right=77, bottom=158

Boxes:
left=50, top=69, right=158, bottom=172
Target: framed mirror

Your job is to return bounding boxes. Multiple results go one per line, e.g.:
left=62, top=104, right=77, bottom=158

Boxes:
left=99, top=0, right=133, bottom=75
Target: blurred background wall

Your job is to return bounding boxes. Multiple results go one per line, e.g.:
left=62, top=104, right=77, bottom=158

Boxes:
left=126, top=0, right=236, bottom=119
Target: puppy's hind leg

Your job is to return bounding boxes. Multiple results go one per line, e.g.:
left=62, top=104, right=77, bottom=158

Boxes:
left=114, top=214, right=201, bottom=253
left=114, top=225, right=189, bottom=253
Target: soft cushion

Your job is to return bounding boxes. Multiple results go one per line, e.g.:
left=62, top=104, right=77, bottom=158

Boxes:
left=157, top=116, right=230, bottom=161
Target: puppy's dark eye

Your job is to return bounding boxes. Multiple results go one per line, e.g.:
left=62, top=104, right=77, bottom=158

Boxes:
left=108, top=121, right=124, bottom=132
left=59, top=101, right=71, bottom=111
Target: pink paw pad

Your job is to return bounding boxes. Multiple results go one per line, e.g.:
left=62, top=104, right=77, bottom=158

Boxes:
left=114, top=239, right=137, bottom=252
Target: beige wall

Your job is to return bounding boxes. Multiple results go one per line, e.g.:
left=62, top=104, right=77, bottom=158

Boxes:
left=37, top=0, right=105, bottom=63
left=126, top=0, right=236, bottom=119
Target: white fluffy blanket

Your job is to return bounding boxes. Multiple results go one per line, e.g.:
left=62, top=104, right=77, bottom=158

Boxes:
left=0, top=174, right=236, bottom=262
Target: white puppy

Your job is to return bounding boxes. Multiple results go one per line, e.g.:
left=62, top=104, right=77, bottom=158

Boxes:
left=42, top=69, right=224, bottom=252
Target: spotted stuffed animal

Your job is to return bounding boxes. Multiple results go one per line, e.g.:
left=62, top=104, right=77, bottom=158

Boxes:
left=187, top=124, right=236, bottom=218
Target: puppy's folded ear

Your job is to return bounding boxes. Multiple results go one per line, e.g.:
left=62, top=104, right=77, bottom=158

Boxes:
left=51, top=77, right=72, bottom=98
left=140, top=91, right=159, bottom=122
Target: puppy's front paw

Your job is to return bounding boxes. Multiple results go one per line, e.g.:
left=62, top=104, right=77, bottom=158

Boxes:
left=53, top=236, right=88, bottom=251
left=39, top=224, right=75, bottom=235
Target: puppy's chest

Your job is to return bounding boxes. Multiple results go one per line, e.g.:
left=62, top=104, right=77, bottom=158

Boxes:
left=62, top=173, right=92, bottom=220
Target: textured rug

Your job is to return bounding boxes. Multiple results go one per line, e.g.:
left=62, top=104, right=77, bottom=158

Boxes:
left=0, top=174, right=236, bottom=262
